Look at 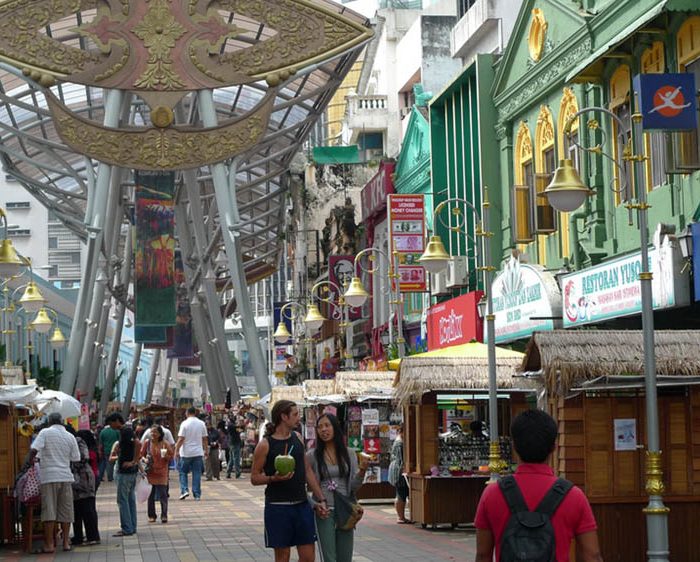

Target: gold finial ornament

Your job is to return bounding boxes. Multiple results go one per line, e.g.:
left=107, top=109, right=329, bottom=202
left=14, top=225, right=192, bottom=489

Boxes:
left=644, top=451, right=667, bottom=497
left=151, top=106, right=174, bottom=128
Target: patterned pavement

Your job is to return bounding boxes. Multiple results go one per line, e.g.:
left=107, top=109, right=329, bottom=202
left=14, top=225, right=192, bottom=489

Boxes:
left=1, top=474, right=476, bottom=561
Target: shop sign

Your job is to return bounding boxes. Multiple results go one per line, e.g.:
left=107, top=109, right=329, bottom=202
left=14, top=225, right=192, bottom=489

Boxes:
left=562, top=237, right=689, bottom=327
left=489, top=257, right=561, bottom=343
left=634, top=73, right=698, bottom=131
left=387, top=193, right=426, bottom=292
left=361, top=161, right=395, bottom=220
left=328, top=255, right=362, bottom=320
left=426, top=291, right=483, bottom=350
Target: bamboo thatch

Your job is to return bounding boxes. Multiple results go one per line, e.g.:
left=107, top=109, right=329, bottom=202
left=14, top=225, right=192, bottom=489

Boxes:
left=270, top=384, right=305, bottom=408
left=334, top=371, right=395, bottom=399
left=522, top=330, right=700, bottom=397
left=394, top=356, right=525, bottom=408
left=303, top=379, right=337, bottom=398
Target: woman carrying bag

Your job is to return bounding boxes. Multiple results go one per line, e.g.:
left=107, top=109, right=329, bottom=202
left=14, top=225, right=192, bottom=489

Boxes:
left=141, top=425, right=173, bottom=523
left=110, top=427, right=141, bottom=537
left=306, top=413, right=369, bottom=562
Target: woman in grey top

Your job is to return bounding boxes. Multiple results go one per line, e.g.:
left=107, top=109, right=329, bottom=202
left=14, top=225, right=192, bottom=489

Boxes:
left=306, top=413, right=369, bottom=562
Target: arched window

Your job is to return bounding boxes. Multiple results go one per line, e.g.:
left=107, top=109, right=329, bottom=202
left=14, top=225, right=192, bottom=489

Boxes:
left=513, top=121, right=534, bottom=243
left=677, top=17, right=700, bottom=167
left=609, top=65, right=633, bottom=205
left=558, top=88, right=579, bottom=259
left=641, top=41, right=667, bottom=189
left=534, top=105, right=557, bottom=234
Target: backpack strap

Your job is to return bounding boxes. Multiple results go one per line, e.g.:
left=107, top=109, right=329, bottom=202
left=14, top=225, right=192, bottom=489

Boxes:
left=535, top=478, right=574, bottom=517
left=498, top=475, right=529, bottom=514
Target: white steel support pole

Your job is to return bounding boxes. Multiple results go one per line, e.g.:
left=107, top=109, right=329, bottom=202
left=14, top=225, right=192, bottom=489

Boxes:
left=99, top=228, right=132, bottom=423
left=160, top=358, right=175, bottom=404
left=85, top=295, right=112, bottom=405
left=121, top=343, right=142, bottom=419
left=197, top=89, right=271, bottom=398
left=145, top=349, right=161, bottom=405
left=173, top=202, right=227, bottom=404
left=61, top=89, right=124, bottom=394
left=76, top=264, right=109, bottom=395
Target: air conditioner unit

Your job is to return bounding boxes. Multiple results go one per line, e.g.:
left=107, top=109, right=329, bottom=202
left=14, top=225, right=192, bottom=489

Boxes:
left=430, top=271, right=449, bottom=296
left=446, top=256, right=469, bottom=288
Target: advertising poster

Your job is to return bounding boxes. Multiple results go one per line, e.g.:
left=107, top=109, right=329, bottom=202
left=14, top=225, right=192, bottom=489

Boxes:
left=388, top=194, right=426, bottom=292
left=614, top=419, right=638, bottom=451
left=361, top=408, right=379, bottom=425
left=328, top=255, right=362, bottom=320
left=426, top=291, right=483, bottom=350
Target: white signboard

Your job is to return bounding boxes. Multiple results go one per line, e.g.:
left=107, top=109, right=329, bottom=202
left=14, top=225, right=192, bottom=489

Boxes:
left=562, top=237, right=689, bottom=327
left=489, top=257, right=562, bottom=343
left=361, top=409, right=379, bottom=425
left=614, top=419, right=638, bottom=451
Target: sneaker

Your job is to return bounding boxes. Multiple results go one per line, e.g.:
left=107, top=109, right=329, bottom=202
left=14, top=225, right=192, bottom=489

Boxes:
left=179, top=491, right=189, bottom=500
left=194, top=497, right=201, bottom=501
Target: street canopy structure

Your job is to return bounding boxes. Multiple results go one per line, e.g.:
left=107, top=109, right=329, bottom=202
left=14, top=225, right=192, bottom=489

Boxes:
left=0, top=0, right=372, bottom=405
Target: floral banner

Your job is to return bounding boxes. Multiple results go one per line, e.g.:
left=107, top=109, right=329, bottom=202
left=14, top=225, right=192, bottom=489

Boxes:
left=135, top=171, right=176, bottom=327
left=167, top=250, right=194, bottom=359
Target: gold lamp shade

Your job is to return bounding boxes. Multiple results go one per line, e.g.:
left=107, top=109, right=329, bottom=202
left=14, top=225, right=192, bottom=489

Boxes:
left=344, top=276, right=370, bottom=308
left=19, top=281, right=47, bottom=313
left=541, top=158, right=593, bottom=212
left=0, top=239, right=25, bottom=278
left=418, top=235, right=451, bottom=274
left=273, top=321, right=292, bottom=344
left=30, top=308, right=53, bottom=334
left=304, top=303, right=326, bottom=332
left=49, top=326, right=67, bottom=349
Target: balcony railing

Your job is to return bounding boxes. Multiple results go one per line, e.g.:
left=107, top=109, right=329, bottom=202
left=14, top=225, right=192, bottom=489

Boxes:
left=347, top=94, right=388, bottom=116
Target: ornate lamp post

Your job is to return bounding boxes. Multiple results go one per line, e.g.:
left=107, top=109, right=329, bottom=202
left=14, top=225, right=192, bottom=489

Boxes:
left=273, top=301, right=318, bottom=379
left=542, top=106, right=668, bottom=562
left=343, top=247, right=405, bottom=358
left=0, top=209, right=26, bottom=279
left=306, top=279, right=353, bottom=368
left=418, top=190, right=507, bottom=480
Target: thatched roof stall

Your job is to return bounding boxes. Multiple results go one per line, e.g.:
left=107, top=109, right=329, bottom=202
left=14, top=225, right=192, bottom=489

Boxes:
left=393, top=343, right=528, bottom=408
left=522, top=330, right=700, bottom=397
left=334, top=371, right=395, bottom=400
left=269, top=385, right=305, bottom=408
left=302, top=379, right=346, bottom=404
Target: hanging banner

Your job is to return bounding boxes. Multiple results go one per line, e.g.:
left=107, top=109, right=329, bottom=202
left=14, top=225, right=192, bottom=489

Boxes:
left=328, top=255, right=362, bottom=320
left=135, top=171, right=176, bottom=327
left=633, top=73, right=698, bottom=131
left=387, top=194, right=426, bottom=292
left=135, top=325, right=168, bottom=344
left=168, top=250, right=194, bottom=359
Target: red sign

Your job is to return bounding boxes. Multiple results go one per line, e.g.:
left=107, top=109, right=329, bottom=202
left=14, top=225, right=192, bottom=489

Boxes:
left=361, top=162, right=395, bottom=220
left=426, top=291, right=483, bottom=350
left=388, top=194, right=426, bottom=292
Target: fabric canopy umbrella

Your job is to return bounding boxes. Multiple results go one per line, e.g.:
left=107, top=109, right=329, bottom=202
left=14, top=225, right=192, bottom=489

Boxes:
left=35, top=389, right=81, bottom=419
left=0, top=384, right=40, bottom=405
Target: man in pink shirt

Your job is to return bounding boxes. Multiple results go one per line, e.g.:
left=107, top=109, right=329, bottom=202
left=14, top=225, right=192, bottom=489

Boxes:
left=474, top=409, right=603, bottom=561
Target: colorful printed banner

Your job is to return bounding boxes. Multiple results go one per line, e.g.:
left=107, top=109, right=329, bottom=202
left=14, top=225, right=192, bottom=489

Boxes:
left=426, top=291, right=483, bottom=350
left=387, top=194, right=426, bottom=292
left=168, top=250, right=194, bottom=359
left=135, top=325, right=168, bottom=344
left=135, top=171, right=176, bottom=327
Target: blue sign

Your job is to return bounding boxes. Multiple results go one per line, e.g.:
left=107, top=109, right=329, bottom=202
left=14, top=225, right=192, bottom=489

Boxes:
left=693, top=223, right=700, bottom=302
left=633, top=73, right=698, bottom=130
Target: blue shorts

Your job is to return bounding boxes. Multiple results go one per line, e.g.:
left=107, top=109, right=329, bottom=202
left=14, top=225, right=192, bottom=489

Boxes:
left=264, top=502, right=317, bottom=549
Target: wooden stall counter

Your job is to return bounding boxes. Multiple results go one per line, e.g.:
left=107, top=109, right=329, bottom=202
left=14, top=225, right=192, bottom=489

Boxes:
left=407, top=473, right=488, bottom=528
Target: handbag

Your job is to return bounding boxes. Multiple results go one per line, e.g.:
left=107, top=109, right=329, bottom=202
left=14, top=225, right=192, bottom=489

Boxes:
left=136, top=473, right=152, bottom=504
left=333, top=473, right=364, bottom=531
left=218, top=448, right=226, bottom=462
left=140, top=441, right=154, bottom=474
left=17, top=464, right=41, bottom=504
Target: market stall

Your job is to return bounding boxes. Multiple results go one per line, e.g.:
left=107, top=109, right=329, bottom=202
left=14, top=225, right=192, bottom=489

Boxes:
left=333, top=371, right=398, bottom=500
left=521, top=330, right=700, bottom=560
left=394, top=343, right=532, bottom=528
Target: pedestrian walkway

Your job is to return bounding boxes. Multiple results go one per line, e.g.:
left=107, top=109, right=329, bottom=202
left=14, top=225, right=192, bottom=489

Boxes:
left=1, top=476, right=475, bottom=561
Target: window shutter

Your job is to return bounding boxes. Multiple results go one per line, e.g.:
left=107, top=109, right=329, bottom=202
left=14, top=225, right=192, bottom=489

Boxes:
left=534, top=173, right=557, bottom=233
left=512, top=184, right=533, bottom=243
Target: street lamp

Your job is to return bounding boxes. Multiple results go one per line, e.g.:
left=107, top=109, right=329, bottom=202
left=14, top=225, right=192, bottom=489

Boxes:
left=0, top=209, right=26, bottom=278
left=418, top=190, right=507, bottom=480
left=30, top=308, right=53, bottom=333
left=541, top=106, right=668, bottom=562
left=343, top=247, right=404, bottom=358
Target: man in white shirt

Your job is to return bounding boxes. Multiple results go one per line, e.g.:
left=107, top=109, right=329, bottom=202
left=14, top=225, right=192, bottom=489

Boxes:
left=29, top=413, right=81, bottom=553
left=174, top=407, right=208, bottom=500
left=141, top=418, right=176, bottom=445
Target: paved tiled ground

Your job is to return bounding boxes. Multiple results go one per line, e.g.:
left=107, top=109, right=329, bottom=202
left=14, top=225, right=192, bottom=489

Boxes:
left=1, top=474, right=476, bottom=561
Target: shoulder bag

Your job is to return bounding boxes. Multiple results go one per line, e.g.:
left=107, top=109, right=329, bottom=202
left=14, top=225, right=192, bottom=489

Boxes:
left=333, top=468, right=364, bottom=531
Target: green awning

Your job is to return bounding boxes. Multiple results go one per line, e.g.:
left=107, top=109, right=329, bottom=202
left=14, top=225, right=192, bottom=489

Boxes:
left=312, top=145, right=361, bottom=165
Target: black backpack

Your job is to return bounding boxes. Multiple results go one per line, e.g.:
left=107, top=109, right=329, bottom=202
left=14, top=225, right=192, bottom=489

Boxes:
left=498, top=475, right=573, bottom=562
